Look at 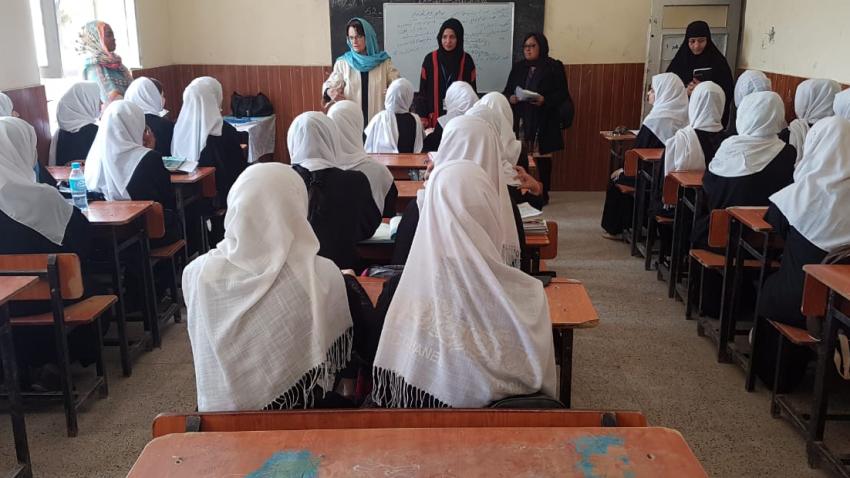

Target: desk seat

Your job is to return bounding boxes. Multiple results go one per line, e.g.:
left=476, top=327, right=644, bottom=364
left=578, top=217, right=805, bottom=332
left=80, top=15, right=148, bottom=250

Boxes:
left=10, top=295, right=116, bottom=327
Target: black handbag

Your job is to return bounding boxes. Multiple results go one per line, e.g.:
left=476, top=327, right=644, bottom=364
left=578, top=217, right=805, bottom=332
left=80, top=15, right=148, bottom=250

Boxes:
left=230, top=92, right=274, bottom=118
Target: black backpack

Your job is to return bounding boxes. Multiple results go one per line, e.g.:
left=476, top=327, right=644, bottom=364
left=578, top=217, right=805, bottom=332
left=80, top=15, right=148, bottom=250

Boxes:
left=230, top=92, right=274, bottom=118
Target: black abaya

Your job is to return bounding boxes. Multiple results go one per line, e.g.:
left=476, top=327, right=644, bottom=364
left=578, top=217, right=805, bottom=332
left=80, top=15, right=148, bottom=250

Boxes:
left=55, top=124, right=98, bottom=166
left=416, top=18, right=477, bottom=127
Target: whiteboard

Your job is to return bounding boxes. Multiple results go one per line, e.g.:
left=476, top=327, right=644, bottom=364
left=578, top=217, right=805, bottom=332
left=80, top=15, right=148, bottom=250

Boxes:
left=383, top=3, right=515, bottom=93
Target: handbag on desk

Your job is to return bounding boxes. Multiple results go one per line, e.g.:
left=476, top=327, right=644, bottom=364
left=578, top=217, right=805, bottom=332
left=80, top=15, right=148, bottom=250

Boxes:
left=230, top=92, right=274, bottom=118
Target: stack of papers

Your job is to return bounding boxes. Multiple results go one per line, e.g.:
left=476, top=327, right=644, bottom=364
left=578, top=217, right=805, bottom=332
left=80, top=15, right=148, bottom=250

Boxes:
left=523, top=218, right=548, bottom=236
left=515, top=86, right=542, bottom=102
left=518, top=202, right=542, bottom=220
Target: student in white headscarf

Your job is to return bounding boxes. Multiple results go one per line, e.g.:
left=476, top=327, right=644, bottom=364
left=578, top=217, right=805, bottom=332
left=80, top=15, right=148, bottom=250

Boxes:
left=85, top=100, right=179, bottom=247
left=328, top=100, right=397, bottom=217
left=0, top=92, right=17, bottom=117
left=601, top=73, right=689, bottom=237
left=393, top=115, right=522, bottom=268
left=787, top=78, right=841, bottom=165
left=288, top=111, right=381, bottom=270
left=754, top=116, right=850, bottom=392
left=372, top=161, right=556, bottom=408
left=0, top=117, right=101, bottom=376
left=664, top=81, right=729, bottom=174
left=727, top=70, right=772, bottom=135
left=125, top=76, right=173, bottom=156
left=184, top=163, right=380, bottom=411
left=422, top=81, right=478, bottom=152
left=49, top=82, right=102, bottom=166
left=834, top=89, right=850, bottom=121
left=364, top=78, right=423, bottom=154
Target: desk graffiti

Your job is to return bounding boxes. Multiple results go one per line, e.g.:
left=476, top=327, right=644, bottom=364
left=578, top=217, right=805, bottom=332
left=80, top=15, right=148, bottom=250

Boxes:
left=245, top=450, right=320, bottom=478
left=572, top=435, right=635, bottom=478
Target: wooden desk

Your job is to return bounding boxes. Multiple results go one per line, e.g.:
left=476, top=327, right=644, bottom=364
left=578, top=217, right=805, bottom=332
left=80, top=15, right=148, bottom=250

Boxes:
left=394, top=180, right=424, bottom=213
left=372, top=153, right=428, bottom=180
left=128, top=427, right=706, bottom=477
left=355, top=276, right=598, bottom=407
left=49, top=165, right=216, bottom=188
left=600, top=130, right=637, bottom=173
left=0, top=276, right=38, bottom=478
left=663, top=171, right=704, bottom=300
left=629, top=149, right=665, bottom=259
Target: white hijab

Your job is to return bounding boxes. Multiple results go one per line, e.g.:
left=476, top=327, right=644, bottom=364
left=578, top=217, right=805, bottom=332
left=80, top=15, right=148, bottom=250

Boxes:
left=789, top=79, right=841, bottom=165
left=465, top=103, right=520, bottom=187
left=770, top=116, right=850, bottom=252
left=437, top=81, right=478, bottom=128
left=84, top=100, right=151, bottom=201
left=328, top=100, right=394, bottom=213
left=125, top=77, right=166, bottom=116
left=49, top=82, right=102, bottom=166
left=431, top=115, right=520, bottom=267
left=184, top=163, right=352, bottom=412
left=665, top=81, right=725, bottom=173
left=372, top=161, right=556, bottom=408
left=709, top=91, right=787, bottom=178
left=643, top=73, right=689, bottom=144
left=287, top=111, right=340, bottom=172
left=364, top=78, right=424, bottom=154
left=0, top=93, right=13, bottom=116
left=834, top=89, right=850, bottom=121
left=0, top=117, right=73, bottom=245
left=478, top=92, right=522, bottom=165
left=172, top=81, right=224, bottom=163
left=734, top=70, right=772, bottom=107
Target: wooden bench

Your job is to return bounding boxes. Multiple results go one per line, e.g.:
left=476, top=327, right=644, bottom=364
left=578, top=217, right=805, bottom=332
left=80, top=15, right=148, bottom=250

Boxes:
left=0, top=254, right=117, bottom=437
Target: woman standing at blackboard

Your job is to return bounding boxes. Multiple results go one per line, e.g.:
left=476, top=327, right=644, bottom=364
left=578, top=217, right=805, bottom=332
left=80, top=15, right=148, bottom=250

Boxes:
left=323, top=18, right=400, bottom=125
left=416, top=18, right=478, bottom=129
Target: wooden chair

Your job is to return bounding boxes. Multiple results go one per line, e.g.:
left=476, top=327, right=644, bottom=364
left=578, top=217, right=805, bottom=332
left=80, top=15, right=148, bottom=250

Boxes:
left=0, top=254, right=117, bottom=437
left=151, top=409, right=648, bottom=438
left=145, top=204, right=185, bottom=340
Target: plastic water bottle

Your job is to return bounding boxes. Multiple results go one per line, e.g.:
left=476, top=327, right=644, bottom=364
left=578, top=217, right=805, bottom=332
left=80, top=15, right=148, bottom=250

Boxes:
left=68, top=162, right=88, bottom=211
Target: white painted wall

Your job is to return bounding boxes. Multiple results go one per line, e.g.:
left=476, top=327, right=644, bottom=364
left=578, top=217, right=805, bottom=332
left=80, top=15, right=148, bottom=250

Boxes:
left=0, top=0, right=42, bottom=90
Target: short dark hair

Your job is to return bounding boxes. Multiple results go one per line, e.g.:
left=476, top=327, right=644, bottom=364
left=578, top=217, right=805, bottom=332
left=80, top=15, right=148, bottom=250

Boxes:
left=149, top=78, right=163, bottom=94
left=346, top=19, right=364, bottom=37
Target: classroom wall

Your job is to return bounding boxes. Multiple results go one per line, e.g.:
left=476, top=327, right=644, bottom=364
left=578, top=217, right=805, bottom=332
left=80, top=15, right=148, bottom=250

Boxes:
left=135, top=0, right=173, bottom=68
left=740, top=0, right=850, bottom=84
left=0, top=0, right=42, bottom=90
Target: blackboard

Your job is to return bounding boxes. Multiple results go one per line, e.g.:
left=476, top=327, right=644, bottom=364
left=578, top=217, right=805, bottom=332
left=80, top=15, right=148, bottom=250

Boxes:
left=328, top=0, right=545, bottom=68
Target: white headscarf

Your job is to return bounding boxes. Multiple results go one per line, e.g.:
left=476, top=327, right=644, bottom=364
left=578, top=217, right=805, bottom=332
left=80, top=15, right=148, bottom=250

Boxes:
left=465, top=103, right=520, bottom=187
left=789, top=79, right=841, bottom=165
left=709, top=91, right=787, bottom=178
left=172, top=81, right=223, bottom=163
left=189, top=77, right=224, bottom=108
left=665, top=81, right=725, bottom=173
left=364, top=78, right=424, bottom=154
left=770, top=116, right=850, bottom=252
left=834, top=89, right=850, bottom=121
left=437, top=81, right=478, bottom=128
left=372, top=161, right=556, bottom=408
left=49, top=82, right=102, bottom=166
left=734, top=70, right=772, bottom=107
left=287, top=111, right=340, bottom=172
left=84, top=100, right=151, bottom=200
left=643, top=73, right=689, bottom=143
left=125, top=77, right=166, bottom=116
left=477, top=92, right=522, bottom=166
left=431, top=115, right=520, bottom=267
left=328, top=100, right=394, bottom=213
left=184, top=163, right=353, bottom=412
left=0, top=117, right=73, bottom=245
left=0, top=93, right=13, bottom=116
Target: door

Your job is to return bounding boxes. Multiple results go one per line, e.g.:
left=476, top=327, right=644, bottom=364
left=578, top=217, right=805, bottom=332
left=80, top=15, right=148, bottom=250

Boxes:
left=643, top=0, right=743, bottom=119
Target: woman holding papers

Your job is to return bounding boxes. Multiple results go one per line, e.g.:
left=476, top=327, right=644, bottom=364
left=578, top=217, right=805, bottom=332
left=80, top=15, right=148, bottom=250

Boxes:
left=503, top=32, right=572, bottom=204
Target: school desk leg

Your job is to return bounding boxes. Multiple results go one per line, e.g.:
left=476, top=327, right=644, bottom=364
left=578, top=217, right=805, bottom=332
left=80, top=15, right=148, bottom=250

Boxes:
left=110, top=230, right=132, bottom=377
left=558, top=329, right=574, bottom=408
left=807, top=292, right=838, bottom=468
left=0, top=302, right=32, bottom=477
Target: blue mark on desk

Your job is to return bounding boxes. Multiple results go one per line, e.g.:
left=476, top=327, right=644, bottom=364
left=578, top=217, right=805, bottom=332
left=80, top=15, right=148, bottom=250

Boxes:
left=573, top=435, right=635, bottom=478
left=245, top=450, right=320, bottom=478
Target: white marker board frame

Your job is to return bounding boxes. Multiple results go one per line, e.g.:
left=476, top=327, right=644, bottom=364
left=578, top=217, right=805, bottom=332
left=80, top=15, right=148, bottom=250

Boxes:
left=383, top=3, right=515, bottom=93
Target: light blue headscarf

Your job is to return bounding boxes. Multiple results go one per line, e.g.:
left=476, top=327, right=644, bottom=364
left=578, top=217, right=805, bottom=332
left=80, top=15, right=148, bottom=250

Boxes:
left=338, top=17, right=391, bottom=73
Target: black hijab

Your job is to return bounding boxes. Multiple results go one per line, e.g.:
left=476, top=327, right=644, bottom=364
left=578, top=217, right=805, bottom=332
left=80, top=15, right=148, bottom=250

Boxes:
left=523, top=32, right=550, bottom=67
left=437, top=18, right=465, bottom=71
left=667, top=21, right=728, bottom=85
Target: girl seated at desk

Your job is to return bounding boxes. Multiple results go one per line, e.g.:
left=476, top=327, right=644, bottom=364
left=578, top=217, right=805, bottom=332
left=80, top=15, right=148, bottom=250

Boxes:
left=754, top=117, right=850, bottom=391
left=664, top=81, right=729, bottom=174
left=288, top=112, right=381, bottom=270
left=600, top=73, right=688, bottom=238
left=422, top=81, right=478, bottom=152
left=372, top=161, right=556, bottom=408
left=184, top=164, right=380, bottom=411
left=84, top=100, right=180, bottom=248
left=49, top=82, right=102, bottom=167
left=728, top=70, right=771, bottom=135
left=364, top=78, right=423, bottom=154
left=0, top=117, right=98, bottom=389
left=787, top=78, right=841, bottom=164
left=328, top=100, right=397, bottom=218
left=125, top=77, right=173, bottom=156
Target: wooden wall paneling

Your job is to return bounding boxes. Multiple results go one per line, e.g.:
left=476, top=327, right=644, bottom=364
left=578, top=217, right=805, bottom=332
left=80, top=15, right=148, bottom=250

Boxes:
left=5, top=85, right=51, bottom=165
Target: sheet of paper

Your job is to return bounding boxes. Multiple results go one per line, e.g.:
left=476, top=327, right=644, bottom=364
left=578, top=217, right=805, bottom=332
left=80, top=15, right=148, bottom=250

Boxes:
left=515, top=86, right=542, bottom=102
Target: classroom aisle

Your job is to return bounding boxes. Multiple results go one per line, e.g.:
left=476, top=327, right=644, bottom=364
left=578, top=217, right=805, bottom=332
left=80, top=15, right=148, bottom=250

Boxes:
left=0, top=192, right=830, bottom=477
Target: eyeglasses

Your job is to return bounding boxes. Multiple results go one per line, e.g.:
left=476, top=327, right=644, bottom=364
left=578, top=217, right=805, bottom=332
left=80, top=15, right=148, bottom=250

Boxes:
left=348, top=34, right=364, bottom=42
left=523, top=43, right=538, bottom=49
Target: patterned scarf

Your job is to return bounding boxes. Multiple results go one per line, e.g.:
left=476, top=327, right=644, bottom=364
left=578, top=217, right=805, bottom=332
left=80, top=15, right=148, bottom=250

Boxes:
left=77, top=21, right=132, bottom=99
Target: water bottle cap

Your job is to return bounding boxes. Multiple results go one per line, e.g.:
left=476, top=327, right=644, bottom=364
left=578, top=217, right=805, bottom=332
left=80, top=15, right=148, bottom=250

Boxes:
left=71, top=162, right=81, bottom=169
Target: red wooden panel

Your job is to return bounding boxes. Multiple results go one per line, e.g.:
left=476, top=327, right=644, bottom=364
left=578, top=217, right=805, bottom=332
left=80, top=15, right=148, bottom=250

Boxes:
left=5, top=85, right=50, bottom=165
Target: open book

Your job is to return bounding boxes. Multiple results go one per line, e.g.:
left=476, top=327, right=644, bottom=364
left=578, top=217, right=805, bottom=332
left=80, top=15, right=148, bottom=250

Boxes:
left=163, top=156, right=198, bottom=173
left=363, top=216, right=403, bottom=244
